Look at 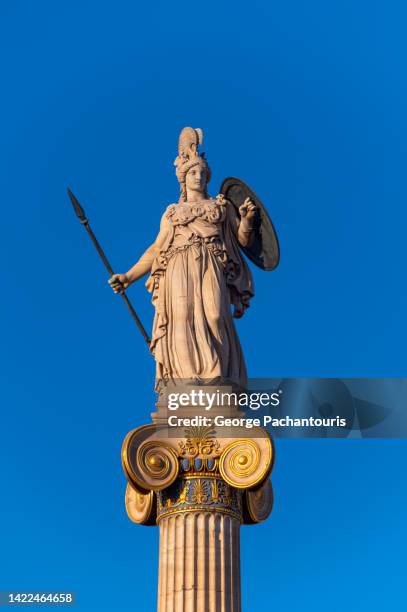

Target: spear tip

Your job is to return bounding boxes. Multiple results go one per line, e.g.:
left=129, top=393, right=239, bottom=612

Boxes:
left=67, top=187, right=87, bottom=223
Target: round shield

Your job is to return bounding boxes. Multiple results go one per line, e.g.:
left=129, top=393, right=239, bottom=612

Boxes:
left=220, top=177, right=280, bottom=271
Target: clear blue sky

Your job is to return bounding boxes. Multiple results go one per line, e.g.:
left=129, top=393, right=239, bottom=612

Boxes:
left=1, top=1, right=406, bottom=610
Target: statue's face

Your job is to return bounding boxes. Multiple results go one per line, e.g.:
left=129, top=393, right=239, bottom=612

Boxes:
left=186, top=165, right=207, bottom=193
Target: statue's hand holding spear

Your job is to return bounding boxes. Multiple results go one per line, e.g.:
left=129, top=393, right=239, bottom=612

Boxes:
left=108, top=274, right=130, bottom=294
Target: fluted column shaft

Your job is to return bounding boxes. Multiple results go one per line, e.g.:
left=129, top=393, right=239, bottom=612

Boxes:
left=158, top=512, right=241, bottom=612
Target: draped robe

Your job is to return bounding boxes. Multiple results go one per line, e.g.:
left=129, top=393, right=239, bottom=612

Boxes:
left=146, top=196, right=254, bottom=390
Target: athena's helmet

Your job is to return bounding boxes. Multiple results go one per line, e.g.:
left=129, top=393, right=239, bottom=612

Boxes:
left=174, top=127, right=211, bottom=202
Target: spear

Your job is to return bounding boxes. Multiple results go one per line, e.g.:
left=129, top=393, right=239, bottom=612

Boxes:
left=67, top=188, right=151, bottom=347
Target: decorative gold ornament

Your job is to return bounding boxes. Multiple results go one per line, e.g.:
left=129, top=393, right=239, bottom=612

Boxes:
left=189, top=479, right=210, bottom=504
left=157, top=475, right=242, bottom=523
left=136, top=441, right=179, bottom=491
left=122, top=425, right=179, bottom=492
left=125, top=483, right=156, bottom=525
left=219, top=437, right=273, bottom=490
left=179, top=425, right=220, bottom=458
left=180, top=456, right=219, bottom=475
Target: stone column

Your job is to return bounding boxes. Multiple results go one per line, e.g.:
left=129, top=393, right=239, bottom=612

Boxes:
left=158, top=512, right=241, bottom=612
left=156, top=466, right=242, bottom=612
left=122, top=413, right=274, bottom=612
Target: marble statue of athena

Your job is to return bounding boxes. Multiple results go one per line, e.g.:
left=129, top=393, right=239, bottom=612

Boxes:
left=109, top=127, right=258, bottom=390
